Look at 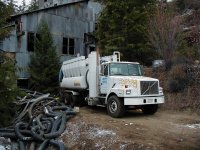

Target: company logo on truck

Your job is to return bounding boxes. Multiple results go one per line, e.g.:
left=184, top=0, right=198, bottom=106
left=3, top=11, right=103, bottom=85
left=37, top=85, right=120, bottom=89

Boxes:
left=74, top=80, right=81, bottom=86
left=119, top=79, right=137, bottom=88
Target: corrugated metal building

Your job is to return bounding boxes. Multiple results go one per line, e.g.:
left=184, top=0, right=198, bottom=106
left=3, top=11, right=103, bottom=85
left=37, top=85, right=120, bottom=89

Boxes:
left=0, top=0, right=101, bottom=86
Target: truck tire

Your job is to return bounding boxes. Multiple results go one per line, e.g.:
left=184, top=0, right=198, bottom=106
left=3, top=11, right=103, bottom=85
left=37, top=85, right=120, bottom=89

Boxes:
left=71, top=95, right=79, bottom=108
left=107, top=95, right=125, bottom=118
left=142, top=104, right=158, bottom=115
left=59, top=89, right=70, bottom=105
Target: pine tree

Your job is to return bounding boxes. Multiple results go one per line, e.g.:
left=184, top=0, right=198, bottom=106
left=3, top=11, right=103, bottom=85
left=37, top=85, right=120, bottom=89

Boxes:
left=29, top=21, right=60, bottom=93
left=0, top=1, right=20, bottom=127
left=3, top=0, right=18, bottom=13
left=95, top=0, right=157, bottom=64
left=0, top=1, right=12, bottom=39
left=28, top=0, right=39, bottom=11
left=0, top=52, right=19, bottom=127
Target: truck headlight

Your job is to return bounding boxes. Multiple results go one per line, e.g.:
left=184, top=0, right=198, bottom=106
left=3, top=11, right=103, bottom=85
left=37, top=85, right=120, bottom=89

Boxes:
left=159, top=87, right=163, bottom=94
left=126, top=89, right=131, bottom=95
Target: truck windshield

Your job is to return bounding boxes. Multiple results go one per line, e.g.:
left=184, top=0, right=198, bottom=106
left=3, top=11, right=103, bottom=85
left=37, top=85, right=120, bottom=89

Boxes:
left=109, top=63, right=142, bottom=76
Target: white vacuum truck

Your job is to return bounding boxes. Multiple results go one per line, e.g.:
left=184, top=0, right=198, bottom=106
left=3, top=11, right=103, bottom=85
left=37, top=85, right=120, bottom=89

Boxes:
left=59, top=51, right=164, bottom=117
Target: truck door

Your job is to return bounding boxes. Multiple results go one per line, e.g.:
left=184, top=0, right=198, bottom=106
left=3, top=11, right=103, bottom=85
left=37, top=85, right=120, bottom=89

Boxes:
left=100, top=64, right=109, bottom=94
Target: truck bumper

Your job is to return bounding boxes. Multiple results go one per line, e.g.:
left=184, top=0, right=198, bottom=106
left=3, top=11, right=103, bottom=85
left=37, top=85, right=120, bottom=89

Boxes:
left=124, top=96, right=164, bottom=105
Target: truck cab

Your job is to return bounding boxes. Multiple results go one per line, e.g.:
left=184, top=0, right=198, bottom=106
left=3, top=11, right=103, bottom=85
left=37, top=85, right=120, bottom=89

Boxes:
left=99, top=62, right=164, bottom=117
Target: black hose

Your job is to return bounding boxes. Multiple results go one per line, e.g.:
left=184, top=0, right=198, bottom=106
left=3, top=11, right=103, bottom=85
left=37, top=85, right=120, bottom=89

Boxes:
left=50, top=140, right=66, bottom=150
left=35, top=114, right=46, bottom=130
left=18, top=140, right=25, bottom=150
left=40, top=120, right=52, bottom=134
left=20, top=129, right=32, bottom=137
left=30, top=125, right=44, bottom=141
left=41, top=117, right=54, bottom=133
left=15, top=122, right=33, bottom=141
left=0, top=132, right=16, bottom=139
left=29, top=142, right=36, bottom=150
left=44, top=113, right=67, bottom=139
left=0, top=128, right=14, bottom=132
left=0, top=90, right=77, bottom=149
left=44, top=106, right=61, bottom=117
left=51, top=115, right=62, bottom=132
left=38, top=140, right=49, bottom=150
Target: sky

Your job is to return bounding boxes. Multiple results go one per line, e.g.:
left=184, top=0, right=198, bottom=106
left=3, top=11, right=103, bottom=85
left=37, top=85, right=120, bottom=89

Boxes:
left=17, top=0, right=31, bottom=6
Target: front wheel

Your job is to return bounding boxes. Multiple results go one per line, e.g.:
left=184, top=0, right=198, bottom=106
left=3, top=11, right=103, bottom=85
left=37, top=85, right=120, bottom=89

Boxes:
left=107, top=95, right=125, bottom=118
left=142, top=104, right=158, bottom=115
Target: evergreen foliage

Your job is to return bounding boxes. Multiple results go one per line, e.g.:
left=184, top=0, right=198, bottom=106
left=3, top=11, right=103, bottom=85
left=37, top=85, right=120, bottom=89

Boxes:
left=3, top=0, right=18, bottom=13
left=28, top=0, right=39, bottom=11
left=0, top=53, right=19, bottom=127
left=0, top=1, right=12, bottom=40
left=29, top=21, right=60, bottom=93
left=95, top=0, right=158, bottom=64
left=0, top=1, right=20, bottom=127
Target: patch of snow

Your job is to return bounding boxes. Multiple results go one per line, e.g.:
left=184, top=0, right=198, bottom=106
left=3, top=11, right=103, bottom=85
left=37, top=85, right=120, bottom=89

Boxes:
left=88, top=127, right=116, bottom=138
left=120, top=143, right=128, bottom=150
left=171, top=123, right=200, bottom=129
left=184, top=124, right=200, bottom=129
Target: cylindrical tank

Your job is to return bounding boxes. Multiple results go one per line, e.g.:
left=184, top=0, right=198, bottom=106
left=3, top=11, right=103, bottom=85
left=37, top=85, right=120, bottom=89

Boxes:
left=60, top=56, right=89, bottom=90
left=60, top=76, right=88, bottom=90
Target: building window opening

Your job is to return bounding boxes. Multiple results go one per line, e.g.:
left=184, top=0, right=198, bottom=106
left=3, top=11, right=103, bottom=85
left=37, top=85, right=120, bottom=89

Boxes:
left=27, top=32, right=35, bottom=52
left=62, top=37, right=68, bottom=54
left=69, top=38, right=74, bottom=55
left=62, top=37, right=75, bottom=55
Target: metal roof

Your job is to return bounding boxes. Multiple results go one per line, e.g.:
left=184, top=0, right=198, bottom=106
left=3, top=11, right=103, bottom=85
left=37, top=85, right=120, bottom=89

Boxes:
left=11, top=0, right=88, bottom=17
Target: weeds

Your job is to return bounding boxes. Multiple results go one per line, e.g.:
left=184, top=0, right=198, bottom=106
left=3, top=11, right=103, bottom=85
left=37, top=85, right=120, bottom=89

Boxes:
left=145, top=61, right=200, bottom=113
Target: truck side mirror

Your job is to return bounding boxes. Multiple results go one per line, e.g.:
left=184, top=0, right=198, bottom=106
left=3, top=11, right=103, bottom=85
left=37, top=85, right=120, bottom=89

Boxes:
left=140, top=65, right=144, bottom=76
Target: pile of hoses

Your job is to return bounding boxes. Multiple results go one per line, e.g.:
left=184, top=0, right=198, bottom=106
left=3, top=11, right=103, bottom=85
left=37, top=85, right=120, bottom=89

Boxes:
left=0, top=89, right=76, bottom=150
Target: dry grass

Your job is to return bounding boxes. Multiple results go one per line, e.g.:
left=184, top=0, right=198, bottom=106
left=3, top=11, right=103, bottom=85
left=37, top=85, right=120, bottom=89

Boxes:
left=163, top=86, right=200, bottom=113
left=144, top=66, right=200, bottom=113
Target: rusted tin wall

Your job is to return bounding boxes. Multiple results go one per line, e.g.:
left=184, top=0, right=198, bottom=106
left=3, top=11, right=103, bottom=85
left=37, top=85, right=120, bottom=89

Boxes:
left=1, top=1, right=101, bottom=79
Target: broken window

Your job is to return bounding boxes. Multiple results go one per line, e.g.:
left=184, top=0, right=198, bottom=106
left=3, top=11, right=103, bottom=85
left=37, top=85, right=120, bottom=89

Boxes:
left=62, top=37, right=68, bottom=54
left=69, top=38, right=74, bottom=55
left=62, top=37, right=75, bottom=55
left=27, top=32, right=35, bottom=52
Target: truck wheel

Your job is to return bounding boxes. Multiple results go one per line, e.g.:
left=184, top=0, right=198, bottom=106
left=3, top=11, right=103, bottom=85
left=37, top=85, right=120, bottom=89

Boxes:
left=62, top=92, right=70, bottom=105
left=71, top=95, right=79, bottom=108
left=107, top=95, right=125, bottom=118
left=142, top=104, right=158, bottom=115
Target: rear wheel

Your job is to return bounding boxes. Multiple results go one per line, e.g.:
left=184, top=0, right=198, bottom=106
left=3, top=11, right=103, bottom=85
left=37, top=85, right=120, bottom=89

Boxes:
left=60, top=90, right=70, bottom=105
left=60, top=91, right=79, bottom=108
left=107, top=95, right=125, bottom=118
left=70, top=95, right=79, bottom=108
left=142, top=104, right=158, bottom=115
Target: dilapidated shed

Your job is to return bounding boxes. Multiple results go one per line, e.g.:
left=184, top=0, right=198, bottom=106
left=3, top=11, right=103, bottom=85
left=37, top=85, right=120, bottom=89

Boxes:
left=0, top=0, right=101, bottom=87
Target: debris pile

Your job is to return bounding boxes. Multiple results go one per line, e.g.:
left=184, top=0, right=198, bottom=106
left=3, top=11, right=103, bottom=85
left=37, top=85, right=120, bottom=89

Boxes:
left=0, top=90, right=76, bottom=150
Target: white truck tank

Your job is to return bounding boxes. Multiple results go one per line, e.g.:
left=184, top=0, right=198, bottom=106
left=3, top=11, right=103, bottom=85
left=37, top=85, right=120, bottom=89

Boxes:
left=60, top=56, right=89, bottom=90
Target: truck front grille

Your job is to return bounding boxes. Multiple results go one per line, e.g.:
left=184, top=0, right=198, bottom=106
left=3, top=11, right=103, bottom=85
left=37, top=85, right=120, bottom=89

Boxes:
left=140, top=81, right=159, bottom=95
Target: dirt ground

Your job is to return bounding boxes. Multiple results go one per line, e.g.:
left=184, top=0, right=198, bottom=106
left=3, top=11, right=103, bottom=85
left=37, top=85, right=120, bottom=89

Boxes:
left=60, top=106, right=200, bottom=150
